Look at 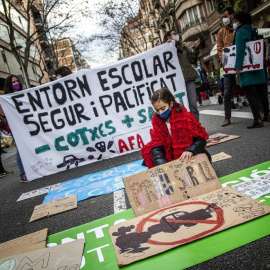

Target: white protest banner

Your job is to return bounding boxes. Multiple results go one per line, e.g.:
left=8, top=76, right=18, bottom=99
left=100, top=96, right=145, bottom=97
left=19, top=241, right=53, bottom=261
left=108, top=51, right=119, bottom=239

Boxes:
left=223, top=39, right=263, bottom=74
left=0, top=43, right=187, bottom=181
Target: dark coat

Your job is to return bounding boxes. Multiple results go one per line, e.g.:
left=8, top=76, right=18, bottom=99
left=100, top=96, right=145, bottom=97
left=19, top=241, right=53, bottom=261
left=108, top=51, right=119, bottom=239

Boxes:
left=234, top=24, right=267, bottom=87
left=177, top=41, right=200, bottom=81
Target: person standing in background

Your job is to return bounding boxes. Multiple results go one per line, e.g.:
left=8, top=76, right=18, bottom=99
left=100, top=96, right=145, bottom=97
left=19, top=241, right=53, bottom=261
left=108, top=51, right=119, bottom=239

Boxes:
left=3, top=75, right=28, bottom=182
left=163, top=30, right=201, bottom=121
left=234, top=11, right=270, bottom=128
left=217, top=6, right=235, bottom=127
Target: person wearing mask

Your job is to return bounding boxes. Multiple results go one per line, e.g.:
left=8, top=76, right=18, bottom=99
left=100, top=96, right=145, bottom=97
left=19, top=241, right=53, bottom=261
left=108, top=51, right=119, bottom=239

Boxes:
left=163, top=30, right=201, bottom=121
left=55, top=66, right=72, bottom=79
left=141, top=88, right=211, bottom=169
left=234, top=11, right=270, bottom=128
left=3, top=75, right=28, bottom=182
left=217, top=6, right=235, bottom=127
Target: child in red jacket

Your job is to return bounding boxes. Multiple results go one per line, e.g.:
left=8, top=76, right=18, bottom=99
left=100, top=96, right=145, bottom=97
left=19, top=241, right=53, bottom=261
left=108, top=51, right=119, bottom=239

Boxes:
left=141, top=88, right=211, bottom=168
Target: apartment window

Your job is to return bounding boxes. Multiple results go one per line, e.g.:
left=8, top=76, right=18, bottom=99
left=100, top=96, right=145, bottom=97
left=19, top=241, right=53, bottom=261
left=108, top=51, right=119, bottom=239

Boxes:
left=181, top=5, right=205, bottom=30
left=212, top=32, right=218, bottom=43
left=208, top=0, right=215, bottom=13
left=0, top=49, right=10, bottom=73
left=188, top=9, right=194, bottom=24
left=193, top=7, right=198, bottom=20
left=181, top=12, right=188, bottom=29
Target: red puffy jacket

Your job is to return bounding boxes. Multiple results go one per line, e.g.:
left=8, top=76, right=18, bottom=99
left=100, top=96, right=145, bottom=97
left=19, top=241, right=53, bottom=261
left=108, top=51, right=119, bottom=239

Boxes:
left=141, top=104, right=208, bottom=168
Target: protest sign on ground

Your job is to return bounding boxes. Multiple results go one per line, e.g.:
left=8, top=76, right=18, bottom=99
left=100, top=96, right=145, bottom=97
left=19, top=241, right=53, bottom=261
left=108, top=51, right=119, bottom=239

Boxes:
left=0, top=239, right=84, bottom=269
left=206, top=133, right=240, bottom=147
left=123, top=153, right=221, bottom=217
left=30, top=195, right=77, bottom=222
left=109, top=186, right=270, bottom=266
left=17, top=183, right=60, bottom=201
left=0, top=229, right=47, bottom=258
left=43, top=160, right=147, bottom=203
left=231, top=173, right=270, bottom=199
left=212, top=152, right=232, bottom=163
left=46, top=161, right=270, bottom=270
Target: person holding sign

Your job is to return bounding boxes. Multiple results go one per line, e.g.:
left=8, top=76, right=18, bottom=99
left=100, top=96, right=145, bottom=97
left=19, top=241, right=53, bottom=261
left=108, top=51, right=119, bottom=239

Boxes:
left=141, top=88, right=211, bottom=169
left=217, top=6, right=236, bottom=127
left=234, top=11, right=270, bottom=128
left=163, top=31, right=201, bottom=121
left=3, top=75, right=28, bottom=182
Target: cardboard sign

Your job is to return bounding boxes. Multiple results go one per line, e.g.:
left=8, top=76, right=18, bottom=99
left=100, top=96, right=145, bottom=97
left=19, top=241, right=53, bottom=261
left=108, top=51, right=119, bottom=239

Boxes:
left=123, top=154, right=222, bottom=217
left=0, top=229, right=47, bottom=259
left=0, top=239, right=84, bottom=269
left=206, top=133, right=240, bottom=147
left=109, top=186, right=270, bottom=266
left=46, top=161, right=270, bottom=270
left=0, top=43, right=187, bottom=181
left=212, top=152, right=232, bottom=163
left=29, top=195, right=77, bottom=222
left=223, top=39, right=263, bottom=74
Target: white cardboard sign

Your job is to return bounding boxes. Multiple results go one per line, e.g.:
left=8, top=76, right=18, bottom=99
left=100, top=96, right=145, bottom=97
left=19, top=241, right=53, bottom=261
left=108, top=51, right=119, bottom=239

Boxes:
left=223, top=39, right=263, bottom=74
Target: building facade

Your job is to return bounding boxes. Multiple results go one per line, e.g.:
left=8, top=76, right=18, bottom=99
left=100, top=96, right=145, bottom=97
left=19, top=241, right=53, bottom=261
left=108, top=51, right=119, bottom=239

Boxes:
left=137, top=0, right=270, bottom=74
left=0, top=0, right=55, bottom=89
left=119, top=11, right=154, bottom=59
left=53, top=38, right=90, bottom=72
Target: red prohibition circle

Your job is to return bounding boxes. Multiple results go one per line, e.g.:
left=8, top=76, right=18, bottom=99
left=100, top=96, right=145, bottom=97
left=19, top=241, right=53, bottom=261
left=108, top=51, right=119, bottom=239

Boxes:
left=254, top=42, right=261, bottom=54
left=136, top=201, right=224, bottom=246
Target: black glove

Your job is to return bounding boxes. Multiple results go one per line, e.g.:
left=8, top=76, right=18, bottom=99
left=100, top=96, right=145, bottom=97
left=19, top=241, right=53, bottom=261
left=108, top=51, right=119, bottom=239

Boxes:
left=185, top=137, right=206, bottom=156
left=151, top=146, right=167, bottom=166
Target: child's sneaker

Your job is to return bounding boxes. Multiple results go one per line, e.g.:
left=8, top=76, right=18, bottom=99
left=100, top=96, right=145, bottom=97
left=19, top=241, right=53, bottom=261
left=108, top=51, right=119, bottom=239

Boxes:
left=234, top=104, right=241, bottom=110
left=242, top=101, right=249, bottom=107
left=20, top=174, right=29, bottom=183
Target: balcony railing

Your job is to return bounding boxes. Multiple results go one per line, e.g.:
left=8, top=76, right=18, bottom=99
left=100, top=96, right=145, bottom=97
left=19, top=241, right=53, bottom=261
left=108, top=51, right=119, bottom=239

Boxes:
left=181, top=16, right=206, bottom=32
left=160, top=11, right=169, bottom=23
left=165, top=2, right=175, bottom=15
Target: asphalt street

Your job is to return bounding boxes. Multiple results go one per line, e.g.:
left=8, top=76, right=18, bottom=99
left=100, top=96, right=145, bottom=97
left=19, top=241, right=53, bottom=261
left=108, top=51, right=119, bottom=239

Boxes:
left=1, top=97, right=270, bottom=269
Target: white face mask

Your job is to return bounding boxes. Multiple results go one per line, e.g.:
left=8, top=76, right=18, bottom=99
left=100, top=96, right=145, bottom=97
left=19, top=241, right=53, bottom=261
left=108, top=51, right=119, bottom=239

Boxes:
left=223, top=17, right=230, bottom=26
left=233, top=22, right=238, bottom=29
left=172, top=35, right=179, bottom=42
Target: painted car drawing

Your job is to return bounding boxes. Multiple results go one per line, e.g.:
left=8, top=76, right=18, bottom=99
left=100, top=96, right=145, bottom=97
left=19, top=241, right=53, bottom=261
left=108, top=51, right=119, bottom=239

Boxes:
left=57, top=155, right=85, bottom=170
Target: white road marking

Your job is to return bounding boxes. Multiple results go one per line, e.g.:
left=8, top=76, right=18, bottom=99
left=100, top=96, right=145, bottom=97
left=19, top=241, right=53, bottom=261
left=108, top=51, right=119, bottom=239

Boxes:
left=113, top=189, right=126, bottom=213
left=200, top=110, right=253, bottom=119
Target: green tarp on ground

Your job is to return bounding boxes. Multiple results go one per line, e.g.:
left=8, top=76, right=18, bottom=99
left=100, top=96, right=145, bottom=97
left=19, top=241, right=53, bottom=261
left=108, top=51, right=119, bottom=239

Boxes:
left=47, top=161, right=270, bottom=270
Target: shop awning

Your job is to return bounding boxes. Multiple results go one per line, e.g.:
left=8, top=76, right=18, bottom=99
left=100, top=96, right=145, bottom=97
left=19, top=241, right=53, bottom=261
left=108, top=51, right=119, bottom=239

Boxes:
left=210, top=43, right=217, bottom=57
left=258, top=28, right=270, bottom=39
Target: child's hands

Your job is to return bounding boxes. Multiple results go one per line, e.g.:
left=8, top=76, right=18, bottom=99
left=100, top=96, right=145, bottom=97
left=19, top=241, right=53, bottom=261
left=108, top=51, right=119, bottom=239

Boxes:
left=179, top=151, right=193, bottom=163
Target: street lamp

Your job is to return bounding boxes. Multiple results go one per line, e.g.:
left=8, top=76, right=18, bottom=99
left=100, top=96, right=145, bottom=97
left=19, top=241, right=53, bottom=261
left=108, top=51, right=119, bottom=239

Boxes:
left=15, top=45, right=30, bottom=89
